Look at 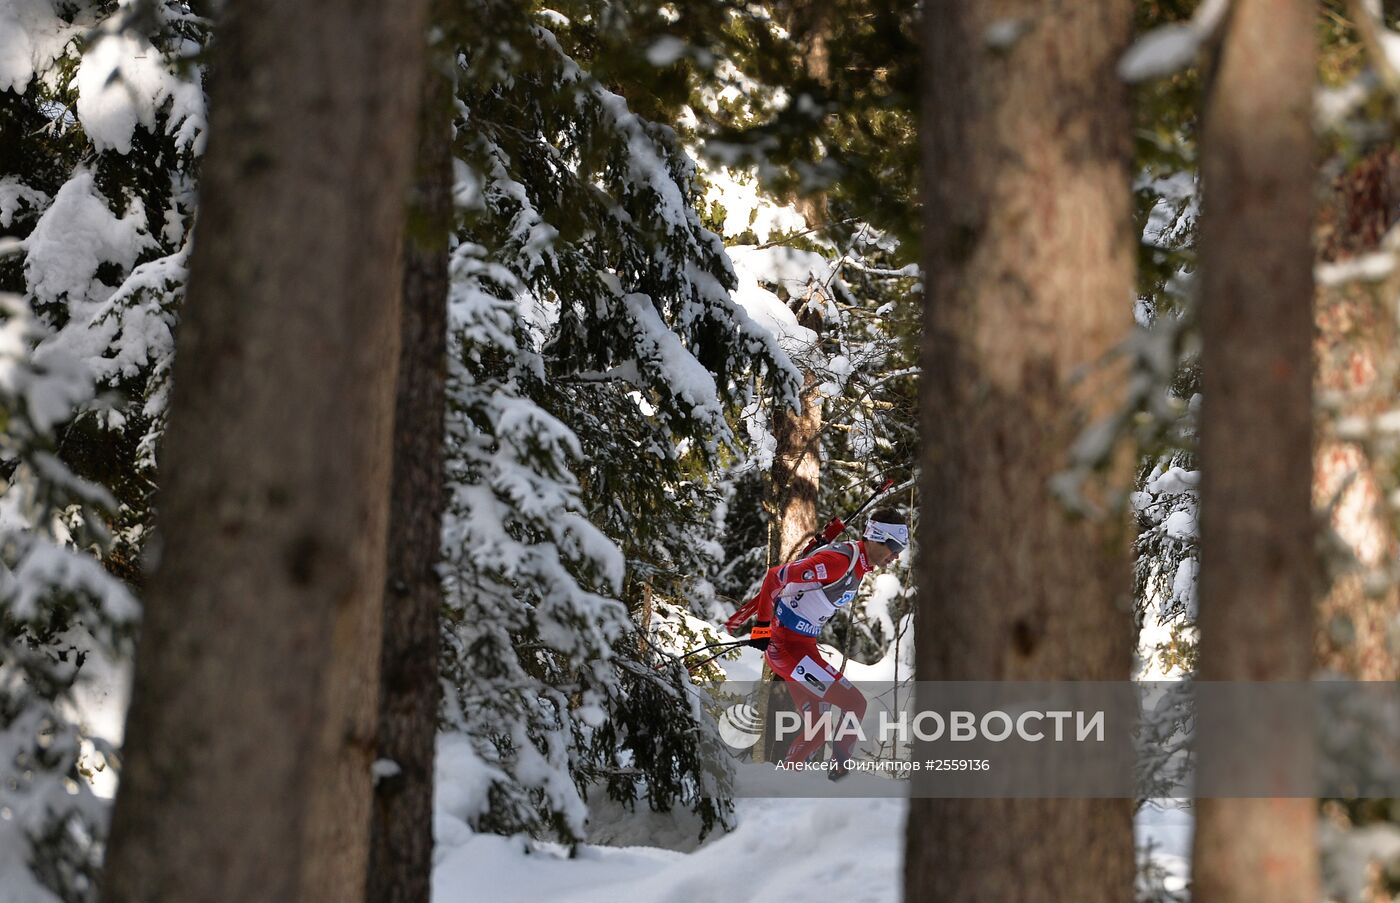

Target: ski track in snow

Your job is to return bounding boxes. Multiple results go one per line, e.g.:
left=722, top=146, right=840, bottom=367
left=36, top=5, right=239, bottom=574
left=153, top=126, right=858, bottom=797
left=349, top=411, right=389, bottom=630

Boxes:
left=432, top=786, right=906, bottom=903
left=432, top=780, right=1191, bottom=903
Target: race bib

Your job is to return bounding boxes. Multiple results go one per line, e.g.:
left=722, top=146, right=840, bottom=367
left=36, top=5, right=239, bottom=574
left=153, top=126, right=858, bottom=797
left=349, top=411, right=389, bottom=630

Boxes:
left=792, top=655, right=835, bottom=697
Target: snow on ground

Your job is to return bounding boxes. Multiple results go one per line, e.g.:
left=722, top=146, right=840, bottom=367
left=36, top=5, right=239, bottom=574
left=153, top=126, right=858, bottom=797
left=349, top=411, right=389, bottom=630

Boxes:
left=433, top=764, right=906, bottom=903
left=433, top=754, right=1191, bottom=903
left=430, top=627, right=1188, bottom=903
left=431, top=630, right=908, bottom=903
left=1137, top=799, right=1193, bottom=897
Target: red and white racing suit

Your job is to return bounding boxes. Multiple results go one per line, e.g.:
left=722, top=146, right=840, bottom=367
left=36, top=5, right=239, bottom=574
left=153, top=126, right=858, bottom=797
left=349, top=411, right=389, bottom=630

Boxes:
left=749, top=540, right=872, bottom=765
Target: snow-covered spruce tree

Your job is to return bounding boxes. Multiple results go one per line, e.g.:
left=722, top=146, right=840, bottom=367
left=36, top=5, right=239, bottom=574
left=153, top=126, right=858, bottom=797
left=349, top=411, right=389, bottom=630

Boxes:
left=688, top=72, right=921, bottom=665
left=0, top=288, right=137, bottom=902
left=437, top=4, right=798, bottom=843
left=1121, top=28, right=1202, bottom=681
left=708, top=227, right=921, bottom=668
left=1127, top=175, right=1200, bottom=680
left=659, top=0, right=923, bottom=664
left=803, top=231, right=918, bottom=666
left=0, top=4, right=203, bottom=898
left=1, top=1, right=206, bottom=584
left=503, top=3, right=924, bottom=682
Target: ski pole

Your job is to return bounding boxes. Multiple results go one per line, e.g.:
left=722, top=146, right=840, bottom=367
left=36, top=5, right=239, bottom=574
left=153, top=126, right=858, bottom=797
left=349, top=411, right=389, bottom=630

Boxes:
left=684, top=645, right=746, bottom=674
left=678, top=638, right=749, bottom=660
left=651, top=637, right=750, bottom=672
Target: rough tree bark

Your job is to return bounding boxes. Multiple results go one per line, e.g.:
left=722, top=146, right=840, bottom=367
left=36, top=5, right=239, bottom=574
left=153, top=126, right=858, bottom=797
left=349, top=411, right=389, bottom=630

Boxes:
left=1313, top=148, right=1400, bottom=682
left=759, top=300, right=822, bottom=765
left=100, top=1, right=428, bottom=900
left=766, top=302, right=825, bottom=565
left=1191, top=1, right=1320, bottom=901
left=366, top=61, right=453, bottom=903
left=765, top=0, right=832, bottom=568
left=906, top=2, right=1137, bottom=901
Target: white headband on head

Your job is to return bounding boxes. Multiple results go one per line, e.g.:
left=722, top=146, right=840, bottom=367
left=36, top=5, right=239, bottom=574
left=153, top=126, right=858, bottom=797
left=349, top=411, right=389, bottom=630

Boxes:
left=864, top=519, right=909, bottom=551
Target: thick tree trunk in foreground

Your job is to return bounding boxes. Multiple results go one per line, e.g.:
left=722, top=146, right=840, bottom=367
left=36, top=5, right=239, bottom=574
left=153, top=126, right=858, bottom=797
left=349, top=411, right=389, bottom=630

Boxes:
left=1192, top=2, right=1320, bottom=901
left=906, top=2, right=1136, bottom=901
left=366, top=62, right=453, bottom=903
left=101, top=1, right=428, bottom=901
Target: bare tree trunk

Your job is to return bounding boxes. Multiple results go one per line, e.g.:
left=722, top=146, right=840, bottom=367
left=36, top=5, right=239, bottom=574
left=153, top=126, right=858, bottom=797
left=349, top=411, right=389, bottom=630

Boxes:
left=906, top=2, right=1137, bottom=901
left=764, top=0, right=832, bottom=568
left=100, top=1, right=428, bottom=900
left=766, top=302, right=824, bottom=565
left=639, top=579, right=654, bottom=634
left=366, top=61, right=453, bottom=903
left=1192, top=1, right=1319, bottom=901
left=759, top=303, right=822, bottom=764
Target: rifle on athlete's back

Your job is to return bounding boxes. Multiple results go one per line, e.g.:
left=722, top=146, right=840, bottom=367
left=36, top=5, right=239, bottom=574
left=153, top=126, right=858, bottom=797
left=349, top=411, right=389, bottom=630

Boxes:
left=724, top=477, right=897, bottom=634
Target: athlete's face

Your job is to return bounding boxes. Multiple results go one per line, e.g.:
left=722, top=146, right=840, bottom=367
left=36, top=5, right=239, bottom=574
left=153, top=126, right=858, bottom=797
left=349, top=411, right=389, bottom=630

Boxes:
left=866, top=540, right=898, bottom=569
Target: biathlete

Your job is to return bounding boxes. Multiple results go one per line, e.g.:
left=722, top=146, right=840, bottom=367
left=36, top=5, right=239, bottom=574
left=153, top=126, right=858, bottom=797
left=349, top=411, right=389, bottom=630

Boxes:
left=725, top=508, right=908, bottom=778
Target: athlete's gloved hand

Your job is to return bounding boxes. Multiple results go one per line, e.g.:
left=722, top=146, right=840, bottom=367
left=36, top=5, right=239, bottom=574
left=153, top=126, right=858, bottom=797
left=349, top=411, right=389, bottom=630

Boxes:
left=747, top=621, right=772, bottom=651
